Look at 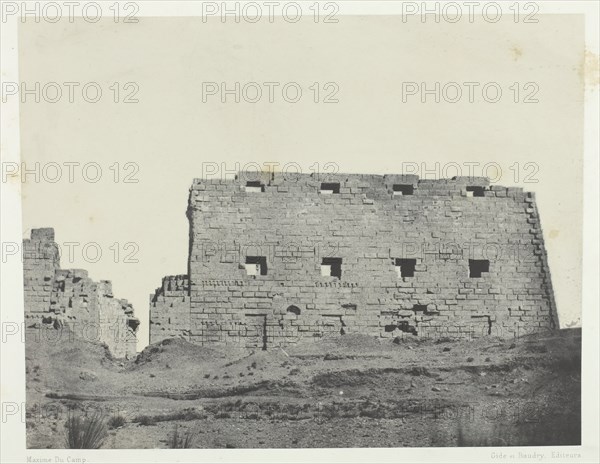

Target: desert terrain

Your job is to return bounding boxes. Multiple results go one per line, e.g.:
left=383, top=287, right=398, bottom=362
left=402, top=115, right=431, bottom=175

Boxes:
left=25, top=329, right=581, bottom=448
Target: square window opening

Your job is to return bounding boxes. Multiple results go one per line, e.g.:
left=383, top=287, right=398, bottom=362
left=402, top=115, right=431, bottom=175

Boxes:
left=321, top=257, right=342, bottom=278
left=393, top=184, right=414, bottom=196
left=245, top=181, right=265, bottom=193
left=246, top=256, right=268, bottom=276
left=469, top=259, right=489, bottom=278
left=320, top=183, right=340, bottom=194
left=395, top=258, right=416, bottom=278
left=466, top=186, right=485, bottom=197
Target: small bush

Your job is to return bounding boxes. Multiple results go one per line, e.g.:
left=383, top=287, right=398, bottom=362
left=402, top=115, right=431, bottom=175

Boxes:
left=162, top=409, right=206, bottom=422
left=108, top=414, right=126, bottom=429
left=136, top=415, right=157, bottom=426
left=134, top=409, right=205, bottom=425
left=169, top=424, right=196, bottom=448
left=359, top=408, right=384, bottom=419
left=64, top=411, right=108, bottom=449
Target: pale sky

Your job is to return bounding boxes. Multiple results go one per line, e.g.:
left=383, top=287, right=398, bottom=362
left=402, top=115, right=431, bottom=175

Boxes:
left=18, top=15, right=584, bottom=349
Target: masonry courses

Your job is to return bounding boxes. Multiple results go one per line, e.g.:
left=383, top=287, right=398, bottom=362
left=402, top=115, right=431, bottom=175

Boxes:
left=23, top=228, right=139, bottom=358
left=150, top=172, right=557, bottom=349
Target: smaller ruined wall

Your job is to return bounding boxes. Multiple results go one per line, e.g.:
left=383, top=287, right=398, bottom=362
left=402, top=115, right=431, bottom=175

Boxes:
left=23, top=228, right=60, bottom=314
left=149, top=275, right=190, bottom=344
left=23, top=229, right=139, bottom=358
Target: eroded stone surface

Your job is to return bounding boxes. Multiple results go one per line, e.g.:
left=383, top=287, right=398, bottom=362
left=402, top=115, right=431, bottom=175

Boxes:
left=23, top=228, right=139, bottom=358
left=151, top=173, right=556, bottom=348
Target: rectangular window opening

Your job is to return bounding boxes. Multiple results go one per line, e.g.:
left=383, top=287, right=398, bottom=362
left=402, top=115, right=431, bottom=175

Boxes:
left=245, top=181, right=265, bottom=193
left=320, top=183, right=340, bottom=194
left=245, top=256, right=268, bottom=276
left=469, top=259, right=489, bottom=278
left=395, top=258, right=416, bottom=278
left=393, top=184, right=414, bottom=196
left=466, top=186, right=485, bottom=197
left=321, top=257, right=342, bottom=278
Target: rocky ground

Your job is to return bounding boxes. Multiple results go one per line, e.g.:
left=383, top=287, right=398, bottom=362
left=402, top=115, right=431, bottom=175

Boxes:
left=25, top=328, right=581, bottom=449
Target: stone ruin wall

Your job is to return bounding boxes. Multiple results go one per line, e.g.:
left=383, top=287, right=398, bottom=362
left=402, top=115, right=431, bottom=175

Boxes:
left=23, top=228, right=139, bottom=358
left=150, top=173, right=557, bottom=349
left=149, top=274, right=191, bottom=341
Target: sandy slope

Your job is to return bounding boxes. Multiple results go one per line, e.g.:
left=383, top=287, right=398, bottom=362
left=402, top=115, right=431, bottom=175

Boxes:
left=25, top=328, right=581, bottom=448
